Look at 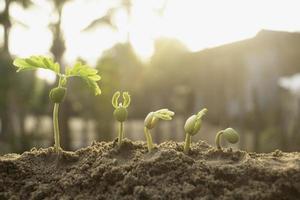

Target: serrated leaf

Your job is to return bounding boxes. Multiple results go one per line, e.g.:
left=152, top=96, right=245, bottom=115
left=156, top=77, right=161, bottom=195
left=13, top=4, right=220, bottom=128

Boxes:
left=13, top=56, right=60, bottom=73
left=67, top=62, right=101, bottom=96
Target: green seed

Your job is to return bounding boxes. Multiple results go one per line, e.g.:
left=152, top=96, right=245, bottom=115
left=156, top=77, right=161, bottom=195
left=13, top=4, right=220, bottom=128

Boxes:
left=223, top=128, right=239, bottom=144
left=49, top=87, right=66, bottom=103
left=113, top=107, right=128, bottom=122
left=184, top=115, right=202, bottom=136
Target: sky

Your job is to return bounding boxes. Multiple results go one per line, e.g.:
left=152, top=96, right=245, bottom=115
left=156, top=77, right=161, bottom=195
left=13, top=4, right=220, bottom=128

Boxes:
left=2, top=0, right=300, bottom=81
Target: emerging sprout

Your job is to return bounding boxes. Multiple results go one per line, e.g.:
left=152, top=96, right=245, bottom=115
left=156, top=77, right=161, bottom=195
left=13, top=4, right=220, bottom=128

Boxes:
left=215, top=127, right=239, bottom=150
left=144, top=109, right=175, bottom=152
left=112, top=91, right=131, bottom=146
left=183, top=108, right=207, bottom=153
left=13, top=56, right=101, bottom=153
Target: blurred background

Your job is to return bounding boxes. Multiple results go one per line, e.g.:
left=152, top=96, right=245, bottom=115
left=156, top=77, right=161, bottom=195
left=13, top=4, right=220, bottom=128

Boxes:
left=1, top=0, right=300, bottom=154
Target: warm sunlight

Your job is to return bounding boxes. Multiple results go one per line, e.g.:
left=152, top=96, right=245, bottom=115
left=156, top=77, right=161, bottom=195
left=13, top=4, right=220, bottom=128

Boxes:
left=3, top=1, right=300, bottom=196
left=9, top=0, right=300, bottom=64
left=36, top=69, right=57, bottom=84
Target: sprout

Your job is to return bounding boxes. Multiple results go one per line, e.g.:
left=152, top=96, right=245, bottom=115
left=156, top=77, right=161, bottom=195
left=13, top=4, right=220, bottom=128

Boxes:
left=13, top=56, right=101, bottom=153
left=144, top=109, right=175, bottom=152
left=183, top=108, right=207, bottom=153
left=215, top=127, right=239, bottom=150
left=112, top=91, right=131, bottom=146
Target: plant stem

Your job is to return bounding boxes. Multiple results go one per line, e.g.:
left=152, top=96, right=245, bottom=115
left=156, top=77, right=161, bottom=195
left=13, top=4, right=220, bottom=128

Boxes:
left=121, top=122, right=124, bottom=140
left=53, top=103, right=61, bottom=152
left=215, top=131, right=224, bottom=150
left=184, top=134, right=191, bottom=154
left=118, top=122, right=124, bottom=146
left=144, top=127, right=153, bottom=152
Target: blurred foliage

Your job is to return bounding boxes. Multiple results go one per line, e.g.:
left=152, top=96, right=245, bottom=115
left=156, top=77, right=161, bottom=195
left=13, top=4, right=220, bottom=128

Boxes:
left=1, top=1, right=300, bottom=154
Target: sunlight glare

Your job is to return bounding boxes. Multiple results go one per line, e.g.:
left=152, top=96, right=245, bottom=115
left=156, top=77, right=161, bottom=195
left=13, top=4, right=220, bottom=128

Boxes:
left=9, top=3, right=52, bottom=57
left=9, top=0, right=300, bottom=63
left=36, top=69, right=56, bottom=84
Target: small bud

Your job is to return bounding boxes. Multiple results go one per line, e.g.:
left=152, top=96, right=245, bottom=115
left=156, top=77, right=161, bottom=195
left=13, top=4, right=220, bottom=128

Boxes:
left=184, top=115, right=201, bottom=135
left=223, top=128, right=239, bottom=144
left=113, top=107, right=128, bottom=122
left=184, top=108, right=207, bottom=136
left=60, top=76, right=67, bottom=87
left=49, top=87, right=66, bottom=103
left=215, top=127, right=240, bottom=150
left=144, top=109, right=174, bottom=130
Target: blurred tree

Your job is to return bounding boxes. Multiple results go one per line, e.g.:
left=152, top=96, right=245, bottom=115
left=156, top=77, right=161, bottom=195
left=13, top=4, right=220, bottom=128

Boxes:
left=0, top=0, right=34, bottom=152
left=83, top=0, right=151, bottom=140
left=83, top=0, right=132, bottom=41
left=93, top=43, right=143, bottom=140
left=48, top=0, right=71, bottom=150
left=144, top=38, right=189, bottom=110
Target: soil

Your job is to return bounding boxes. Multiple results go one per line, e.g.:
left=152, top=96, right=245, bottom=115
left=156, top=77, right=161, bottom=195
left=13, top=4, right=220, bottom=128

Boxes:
left=1, top=139, right=300, bottom=200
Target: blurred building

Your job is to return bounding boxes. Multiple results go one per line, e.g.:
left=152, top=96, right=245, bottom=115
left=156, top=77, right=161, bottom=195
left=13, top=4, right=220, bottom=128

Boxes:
left=146, top=30, right=300, bottom=151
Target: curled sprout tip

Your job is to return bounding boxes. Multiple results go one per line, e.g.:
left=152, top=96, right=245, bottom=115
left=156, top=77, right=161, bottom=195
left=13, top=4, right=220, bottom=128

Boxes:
left=216, top=127, right=239, bottom=150
left=153, top=109, right=175, bottom=120
left=122, top=92, right=131, bottom=108
left=196, top=108, right=208, bottom=120
left=112, top=91, right=121, bottom=108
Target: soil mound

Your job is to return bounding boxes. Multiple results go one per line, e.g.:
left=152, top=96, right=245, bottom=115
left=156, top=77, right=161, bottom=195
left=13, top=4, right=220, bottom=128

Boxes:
left=1, top=139, right=300, bottom=199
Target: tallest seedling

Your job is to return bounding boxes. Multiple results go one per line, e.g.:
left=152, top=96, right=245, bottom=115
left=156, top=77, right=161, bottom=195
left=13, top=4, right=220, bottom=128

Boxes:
left=13, top=56, right=101, bottom=152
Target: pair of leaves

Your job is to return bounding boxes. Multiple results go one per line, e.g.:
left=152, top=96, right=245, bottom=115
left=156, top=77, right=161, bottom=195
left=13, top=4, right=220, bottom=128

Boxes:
left=112, top=91, right=131, bottom=108
left=153, top=109, right=175, bottom=120
left=13, top=56, right=101, bottom=96
left=144, top=108, right=175, bottom=129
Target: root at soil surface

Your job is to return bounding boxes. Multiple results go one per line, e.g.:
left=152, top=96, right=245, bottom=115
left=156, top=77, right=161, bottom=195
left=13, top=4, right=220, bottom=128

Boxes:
left=1, top=139, right=300, bottom=200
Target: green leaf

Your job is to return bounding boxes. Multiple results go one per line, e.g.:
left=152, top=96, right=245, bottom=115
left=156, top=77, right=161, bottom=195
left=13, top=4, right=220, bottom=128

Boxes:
left=112, top=91, right=120, bottom=108
left=153, top=109, right=175, bottom=120
left=122, top=92, right=131, bottom=108
left=67, top=62, right=101, bottom=96
left=13, top=56, right=60, bottom=73
left=196, top=108, right=208, bottom=120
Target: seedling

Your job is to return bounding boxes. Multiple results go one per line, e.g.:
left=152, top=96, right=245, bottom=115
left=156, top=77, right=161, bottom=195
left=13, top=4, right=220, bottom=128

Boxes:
left=13, top=56, right=101, bottom=152
left=144, top=109, right=175, bottom=152
left=112, top=91, right=131, bottom=146
left=183, top=108, right=207, bottom=153
left=215, top=127, right=239, bottom=150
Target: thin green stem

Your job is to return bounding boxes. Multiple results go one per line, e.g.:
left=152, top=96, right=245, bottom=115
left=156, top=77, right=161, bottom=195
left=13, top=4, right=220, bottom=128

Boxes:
left=118, top=122, right=124, bottom=146
left=215, top=131, right=224, bottom=150
left=53, top=103, right=61, bottom=152
left=184, top=133, right=191, bottom=154
left=144, top=127, right=153, bottom=152
left=121, top=122, right=124, bottom=140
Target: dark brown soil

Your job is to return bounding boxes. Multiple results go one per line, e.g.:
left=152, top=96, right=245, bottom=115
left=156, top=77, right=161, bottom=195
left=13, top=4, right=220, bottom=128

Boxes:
left=1, top=139, right=300, bottom=200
